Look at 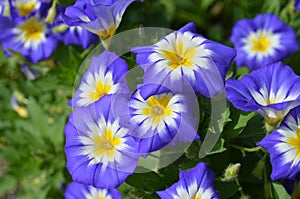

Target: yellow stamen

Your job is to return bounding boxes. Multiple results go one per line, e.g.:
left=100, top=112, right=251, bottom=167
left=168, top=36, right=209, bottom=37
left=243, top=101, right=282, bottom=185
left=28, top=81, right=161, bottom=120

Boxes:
left=288, top=127, right=300, bottom=157
left=89, top=81, right=111, bottom=101
left=93, top=128, right=121, bottom=157
left=251, top=34, right=272, bottom=52
left=143, top=95, right=172, bottom=124
left=19, top=18, right=44, bottom=41
left=98, top=196, right=105, bottom=199
left=267, top=99, right=276, bottom=105
left=96, top=26, right=116, bottom=40
left=18, top=2, right=35, bottom=17
left=161, top=41, right=196, bottom=69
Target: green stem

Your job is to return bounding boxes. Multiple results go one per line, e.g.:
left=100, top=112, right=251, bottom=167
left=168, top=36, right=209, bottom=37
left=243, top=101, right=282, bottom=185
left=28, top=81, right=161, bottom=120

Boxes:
left=263, top=155, right=273, bottom=199
left=235, top=178, right=246, bottom=198
left=231, top=144, right=262, bottom=152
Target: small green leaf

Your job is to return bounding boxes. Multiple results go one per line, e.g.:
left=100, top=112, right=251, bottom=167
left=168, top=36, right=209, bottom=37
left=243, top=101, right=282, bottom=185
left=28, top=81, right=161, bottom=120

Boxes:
left=126, top=67, right=144, bottom=92
left=215, top=181, right=240, bottom=199
left=208, top=138, right=227, bottom=155
left=0, top=175, right=17, bottom=196
left=27, top=98, right=49, bottom=137
left=223, top=106, right=256, bottom=140
left=272, top=182, right=291, bottom=199
left=125, top=172, right=165, bottom=191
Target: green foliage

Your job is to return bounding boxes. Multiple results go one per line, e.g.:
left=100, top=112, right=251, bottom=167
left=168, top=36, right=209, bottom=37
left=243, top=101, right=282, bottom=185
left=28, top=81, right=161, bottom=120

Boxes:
left=1, top=0, right=300, bottom=198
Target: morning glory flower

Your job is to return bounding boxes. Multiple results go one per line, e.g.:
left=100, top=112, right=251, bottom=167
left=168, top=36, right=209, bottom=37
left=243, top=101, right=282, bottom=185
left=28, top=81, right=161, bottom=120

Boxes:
left=230, top=13, right=298, bottom=70
left=9, top=0, right=52, bottom=19
left=131, top=22, right=236, bottom=98
left=9, top=0, right=41, bottom=18
left=59, top=26, right=99, bottom=49
left=128, top=83, right=198, bottom=153
left=157, top=162, right=219, bottom=199
left=0, top=0, right=8, bottom=16
left=55, top=5, right=99, bottom=49
left=258, top=106, right=300, bottom=180
left=20, top=64, right=40, bottom=80
left=70, top=50, right=130, bottom=108
left=225, top=62, right=300, bottom=130
left=61, top=0, right=143, bottom=48
left=295, top=0, right=300, bottom=11
left=0, top=15, right=58, bottom=63
left=65, top=182, right=122, bottom=199
left=65, top=95, right=140, bottom=188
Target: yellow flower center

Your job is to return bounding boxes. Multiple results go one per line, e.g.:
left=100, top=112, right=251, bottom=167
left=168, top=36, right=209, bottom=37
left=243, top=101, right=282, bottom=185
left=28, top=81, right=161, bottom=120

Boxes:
left=267, top=99, right=276, bottom=105
left=93, top=128, right=121, bottom=157
left=18, top=2, right=35, bottom=17
left=194, top=196, right=202, bottom=199
left=161, top=41, right=196, bottom=69
left=97, top=26, right=116, bottom=40
left=19, top=18, right=44, bottom=41
left=98, top=196, right=105, bottom=199
left=288, top=127, right=300, bottom=157
left=251, top=34, right=272, bottom=52
left=143, top=95, right=172, bottom=124
left=89, top=81, right=111, bottom=101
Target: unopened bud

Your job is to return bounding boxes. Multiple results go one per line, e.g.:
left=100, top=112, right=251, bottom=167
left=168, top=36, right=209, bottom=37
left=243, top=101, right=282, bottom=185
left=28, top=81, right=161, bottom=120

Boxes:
left=222, top=163, right=241, bottom=181
left=45, top=6, right=56, bottom=24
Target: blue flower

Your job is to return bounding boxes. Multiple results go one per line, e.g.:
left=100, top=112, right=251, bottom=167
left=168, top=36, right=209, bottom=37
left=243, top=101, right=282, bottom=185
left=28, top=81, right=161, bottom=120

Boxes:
left=55, top=5, right=99, bottom=49
left=65, top=181, right=122, bottom=199
left=9, top=0, right=51, bottom=19
left=157, top=162, right=219, bottom=199
left=59, top=26, right=99, bottom=49
left=0, top=15, right=58, bottom=63
left=225, top=62, right=300, bottom=127
left=132, top=22, right=236, bottom=98
left=230, top=13, right=298, bottom=70
left=258, top=106, right=300, bottom=180
left=61, top=0, right=143, bottom=48
left=70, top=50, right=131, bottom=108
left=0, top=0, right=8, bottom=16
left=21, top=64, right=40, bottom=80
left=65, top=95, right=140, bottom=188
left=295, top=0, right=300, bottom=11
left=128, top=83, right=198, bottom=153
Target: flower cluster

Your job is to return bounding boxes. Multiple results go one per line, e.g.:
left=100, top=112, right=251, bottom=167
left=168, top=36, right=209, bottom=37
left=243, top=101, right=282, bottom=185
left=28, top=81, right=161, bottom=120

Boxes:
left=0, top=0, right=144, bottom=63
left=4, top=0, right=300, bottom=197
left=64, top=18, right=236, bottom=196
left=226, top=12, right=300, bottom=194
left=61, top=0, right=144, bottom=48
left=0, top=0, right=59, bottom=63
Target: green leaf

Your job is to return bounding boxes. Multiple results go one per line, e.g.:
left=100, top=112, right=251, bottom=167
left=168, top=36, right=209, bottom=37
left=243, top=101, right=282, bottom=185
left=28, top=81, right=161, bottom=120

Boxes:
left=215, top=181, right=240, bottom=199
left=234, top=67, right=250, bottom=79
left=223, top=105, right=256, bottom=140
left=48, top=115, right=66, bottom=150
left=272, top=182, right=291, bottom=199
left=208, top=138, right=227, bottom=155
left=27, top=98, right=49, bottom=137
left=0, top=175, right=17, bottom=196
left=126, top=66, right=144, bottom=92
left=125, top=172, right=165, bottom=192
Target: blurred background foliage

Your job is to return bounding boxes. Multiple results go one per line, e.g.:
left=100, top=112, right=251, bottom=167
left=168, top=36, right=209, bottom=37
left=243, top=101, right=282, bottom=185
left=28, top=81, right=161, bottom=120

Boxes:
left=1, top=0, right=300, bottom=198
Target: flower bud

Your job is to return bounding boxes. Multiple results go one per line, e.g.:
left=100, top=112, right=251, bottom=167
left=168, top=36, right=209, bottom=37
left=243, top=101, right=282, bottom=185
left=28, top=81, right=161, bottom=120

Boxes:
left=222, top=163, right=241, bottom=181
